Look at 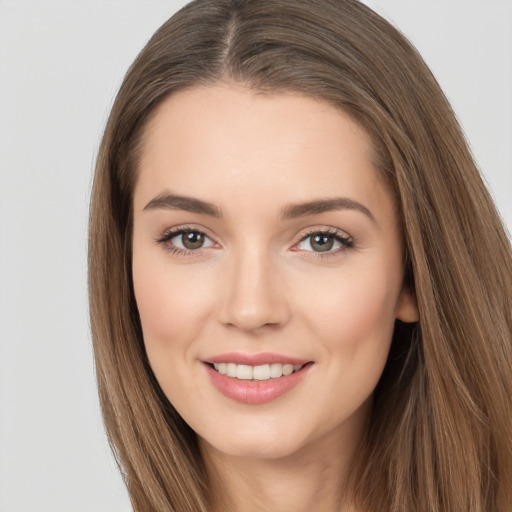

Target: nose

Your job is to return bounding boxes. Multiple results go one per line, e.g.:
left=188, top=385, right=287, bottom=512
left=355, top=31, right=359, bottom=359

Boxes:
left=218, top=246, right=290, bottom=332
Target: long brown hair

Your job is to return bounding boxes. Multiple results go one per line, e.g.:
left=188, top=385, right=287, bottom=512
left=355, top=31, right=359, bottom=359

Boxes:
left=88, top=1, right=512, bottom=510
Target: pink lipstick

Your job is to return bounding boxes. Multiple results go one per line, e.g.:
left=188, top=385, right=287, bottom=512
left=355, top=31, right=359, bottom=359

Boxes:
left=203, top=352, right=313, bottom=405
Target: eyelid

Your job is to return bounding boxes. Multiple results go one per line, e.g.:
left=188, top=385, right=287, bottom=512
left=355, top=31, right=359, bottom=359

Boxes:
left=155, top=224, right=220, bottom=255
left=155, top=224, right=353, bottom=258
left=156, top=223, right=213, bottom=241
left=290, top=226, right=354, bottom=256
left=293, top=226, right=353, bottom=244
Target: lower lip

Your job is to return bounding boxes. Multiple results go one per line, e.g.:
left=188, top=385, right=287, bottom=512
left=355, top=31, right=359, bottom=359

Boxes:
left=204, top=363, right=312, bottom=405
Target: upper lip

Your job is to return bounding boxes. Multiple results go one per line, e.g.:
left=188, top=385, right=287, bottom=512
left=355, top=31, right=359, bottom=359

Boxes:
left=203, top=352, right=311, bottom=366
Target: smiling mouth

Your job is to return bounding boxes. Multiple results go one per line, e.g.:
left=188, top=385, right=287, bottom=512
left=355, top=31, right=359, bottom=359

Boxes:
left=204, top=359, right=314, bottom=404
left=206, top=362, right=309, bottom=381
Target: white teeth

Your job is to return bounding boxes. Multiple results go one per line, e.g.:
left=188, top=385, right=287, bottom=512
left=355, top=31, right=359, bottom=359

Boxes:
left=211, top=362, right=304, bottom=380
left=270, top=363, right=283, bottom=378
left=226, top=363, right=237, bottom=378
left=236, top=364, right=253, bottom=380
left=253, top=364, right=270, bottom=380
left=282, top=364, right=293, bottom=376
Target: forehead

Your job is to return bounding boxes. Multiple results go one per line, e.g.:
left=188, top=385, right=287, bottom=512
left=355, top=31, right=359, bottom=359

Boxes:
left=135, top=83, right=391, bottom=217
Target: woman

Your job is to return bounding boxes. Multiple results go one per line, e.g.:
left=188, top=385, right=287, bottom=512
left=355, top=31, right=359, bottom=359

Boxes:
left=88, top=0, right=512, bottom=510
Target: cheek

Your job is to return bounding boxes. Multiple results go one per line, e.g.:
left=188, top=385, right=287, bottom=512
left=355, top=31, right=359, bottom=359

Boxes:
left=132, top=242, right=214, bottom=360
left=290, top=262, right=401, bottom=432
left=297, top=260, right=401, bottom=361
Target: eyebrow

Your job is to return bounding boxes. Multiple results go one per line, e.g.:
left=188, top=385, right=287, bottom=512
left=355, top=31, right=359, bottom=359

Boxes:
left=143, top=192, right=376, bottom=224
left=281, top=197, right=376, bottom=224
left=143, top=193, right=222, bottom=217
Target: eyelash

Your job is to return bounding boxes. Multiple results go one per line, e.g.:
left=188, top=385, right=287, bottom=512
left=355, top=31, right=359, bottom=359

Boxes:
left=294, top=227, right=354, bottom=259
left=155, top=225, right=216, bottom=256
left=155, top=226, right=354, bottom=258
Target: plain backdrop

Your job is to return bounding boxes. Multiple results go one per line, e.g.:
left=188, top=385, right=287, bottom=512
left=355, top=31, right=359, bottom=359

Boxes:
left=0, top=1, right=510, bottom=510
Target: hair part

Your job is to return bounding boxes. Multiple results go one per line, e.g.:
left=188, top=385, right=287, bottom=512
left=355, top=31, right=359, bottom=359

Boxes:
left=89, top=1, right=512, bottom=510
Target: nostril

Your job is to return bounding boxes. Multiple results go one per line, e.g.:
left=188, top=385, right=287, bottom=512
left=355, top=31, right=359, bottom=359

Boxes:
left=218, top=266, right=290, bottom=331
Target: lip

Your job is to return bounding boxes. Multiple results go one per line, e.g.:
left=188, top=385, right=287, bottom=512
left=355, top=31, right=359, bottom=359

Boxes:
left=204, top=352, right=310, bottom=366
left=202, top=354, right=314, bottom=405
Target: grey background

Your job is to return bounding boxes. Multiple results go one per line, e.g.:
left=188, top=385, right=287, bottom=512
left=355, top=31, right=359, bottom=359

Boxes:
left=0, top=1, right=510, bottom=510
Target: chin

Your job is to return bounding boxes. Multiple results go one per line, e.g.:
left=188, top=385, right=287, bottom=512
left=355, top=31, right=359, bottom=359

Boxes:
left=199, top=425, right=307, bottom=460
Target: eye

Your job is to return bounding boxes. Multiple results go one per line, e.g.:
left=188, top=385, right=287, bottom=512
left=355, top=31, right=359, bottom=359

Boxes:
left=295, top=230, right=353, bottom=254
left=174, top=230, right=211, bottom=250
left=157, top=228, right=216, bottom=254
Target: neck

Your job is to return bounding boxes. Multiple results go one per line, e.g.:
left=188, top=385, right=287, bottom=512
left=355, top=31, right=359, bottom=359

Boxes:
left=201, top=428, right=363, bottom=512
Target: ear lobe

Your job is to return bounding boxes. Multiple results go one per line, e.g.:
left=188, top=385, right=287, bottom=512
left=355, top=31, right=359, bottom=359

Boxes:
left=396, top=287, right=419, bottom=323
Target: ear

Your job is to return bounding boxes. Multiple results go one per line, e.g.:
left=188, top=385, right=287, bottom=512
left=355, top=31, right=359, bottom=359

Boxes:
left=395, top=286, right=419, bottom=323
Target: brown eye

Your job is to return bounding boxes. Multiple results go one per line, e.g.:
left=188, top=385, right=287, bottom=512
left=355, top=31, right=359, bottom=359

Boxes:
left=310, top=234, right=335, bottom=252
left=181, top=230, right=205, bottom=250
left=295, top=230, right=353, bottom=254
left=157, top=228, right=215, bottom=254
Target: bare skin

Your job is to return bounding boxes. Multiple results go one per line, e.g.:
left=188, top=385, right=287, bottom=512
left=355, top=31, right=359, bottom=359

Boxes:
left=132, top=82, right=418, bottom=511
left=202, top=414, right=362, bottom=512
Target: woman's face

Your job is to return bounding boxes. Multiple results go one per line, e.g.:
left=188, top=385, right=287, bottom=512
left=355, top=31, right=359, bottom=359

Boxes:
left=132, top=84, right=418, bottom=460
